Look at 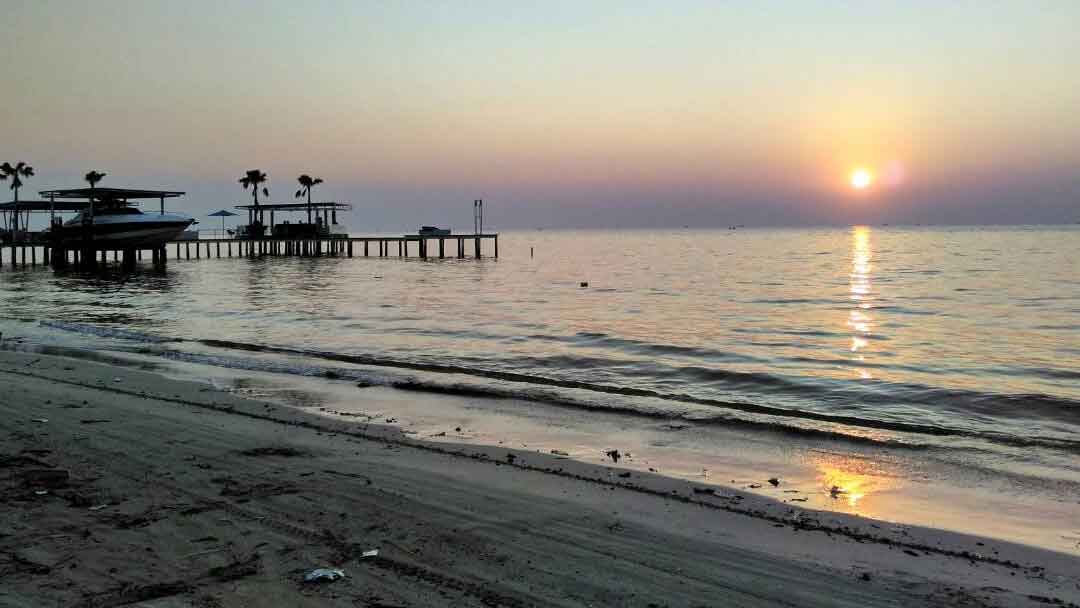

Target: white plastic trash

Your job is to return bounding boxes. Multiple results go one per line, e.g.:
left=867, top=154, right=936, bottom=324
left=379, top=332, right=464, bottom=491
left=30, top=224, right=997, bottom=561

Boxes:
left=361, top=550, right=379, bottom=558
left=304, top=568, right=345, bottom=583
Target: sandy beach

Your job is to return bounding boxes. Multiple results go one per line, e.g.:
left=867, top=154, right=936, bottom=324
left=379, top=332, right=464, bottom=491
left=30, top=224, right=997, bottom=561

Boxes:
left=2, top=349, right=1078, bottom=607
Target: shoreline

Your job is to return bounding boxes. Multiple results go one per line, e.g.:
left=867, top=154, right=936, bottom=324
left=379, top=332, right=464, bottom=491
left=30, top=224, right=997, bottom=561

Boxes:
left=12, top=329, right=1077, bottom=555
left=2, top=349, right=1078, bottom=607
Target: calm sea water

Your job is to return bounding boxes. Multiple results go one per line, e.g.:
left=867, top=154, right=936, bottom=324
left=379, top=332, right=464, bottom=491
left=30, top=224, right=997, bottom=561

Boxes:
left=2, top=226, right=1079, bottom=458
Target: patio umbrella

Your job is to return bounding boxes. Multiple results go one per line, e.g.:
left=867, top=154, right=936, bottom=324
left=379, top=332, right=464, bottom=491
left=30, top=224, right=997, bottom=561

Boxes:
left=208, top=209, right=237, bottom=235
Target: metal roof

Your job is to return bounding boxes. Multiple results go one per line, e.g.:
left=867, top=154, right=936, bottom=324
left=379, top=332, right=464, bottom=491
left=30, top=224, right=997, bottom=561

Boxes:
left=37, top=187, right=185, bottom=200
left=234, top=201, right=351, bottom=211
left=0, top=200, right=90, bottom=212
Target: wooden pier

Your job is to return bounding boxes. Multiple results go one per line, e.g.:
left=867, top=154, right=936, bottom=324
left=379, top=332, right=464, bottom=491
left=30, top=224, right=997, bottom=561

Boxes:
left=0, top=233, right=498, bottom=270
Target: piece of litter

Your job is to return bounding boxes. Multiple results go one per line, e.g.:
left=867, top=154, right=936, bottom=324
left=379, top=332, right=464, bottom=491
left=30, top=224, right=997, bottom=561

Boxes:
left=113, top=377, right=122, bottom=382
left=32, top=418, right=48, bottom=423
left=361, top=549, right=379, bottom=558
left=89, top=504, right=110, bottom=511
left=34, top=490, right=49, bottom=496
left=304, top=568, right=345, bottom=583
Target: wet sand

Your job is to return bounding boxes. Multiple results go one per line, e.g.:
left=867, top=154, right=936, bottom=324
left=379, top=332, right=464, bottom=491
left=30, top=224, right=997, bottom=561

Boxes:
left=2, top=350, right=1078, bottom=607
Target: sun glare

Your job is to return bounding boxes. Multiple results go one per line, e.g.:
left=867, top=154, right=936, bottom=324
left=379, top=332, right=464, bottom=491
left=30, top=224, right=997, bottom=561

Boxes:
left=850, top=168, right=873, bottom=190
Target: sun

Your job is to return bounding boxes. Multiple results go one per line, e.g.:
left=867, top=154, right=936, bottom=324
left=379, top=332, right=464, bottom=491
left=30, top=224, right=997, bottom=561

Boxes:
left=850, top=168, right=873, bottom=190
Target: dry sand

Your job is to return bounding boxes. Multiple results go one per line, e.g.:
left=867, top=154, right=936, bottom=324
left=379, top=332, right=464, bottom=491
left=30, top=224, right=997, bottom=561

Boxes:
left=1, top=349, right=1077, bottom=607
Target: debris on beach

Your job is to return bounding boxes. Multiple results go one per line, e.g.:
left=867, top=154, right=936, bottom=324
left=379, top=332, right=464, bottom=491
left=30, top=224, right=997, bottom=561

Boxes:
left=605, top=449, right=621, bottom=463
left=580, top=281, right=589, bottom=287
left=361, top=549, right=379, bottom=559
left=830, top=485, right=845, bottom=499
left=31, top=418, right=48, bottom=423
left=304, top=568, right=345, bottom=583
left=768, top=477, right=781, bottom=487
left=693, top=487, right=716, bottom=495
left=748, top=483, right=762, bottom=489
left=550, top=449, right=570, bottom=456
left=505, top=453, right=516, bottom=464
left=238, top=446, right=307, bottom=458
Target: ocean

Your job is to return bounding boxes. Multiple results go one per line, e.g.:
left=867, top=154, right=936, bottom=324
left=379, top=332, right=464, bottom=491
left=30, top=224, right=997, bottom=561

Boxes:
left=2, top=225, right=1078, bottom=550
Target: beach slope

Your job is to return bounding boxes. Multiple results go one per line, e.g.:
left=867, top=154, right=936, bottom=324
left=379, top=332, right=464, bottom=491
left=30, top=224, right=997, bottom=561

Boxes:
left=1, top=350, right=1076, bottom=607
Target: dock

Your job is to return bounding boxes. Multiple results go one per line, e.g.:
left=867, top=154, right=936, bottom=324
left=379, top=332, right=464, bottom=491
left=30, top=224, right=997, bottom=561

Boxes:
left=0, top=233, right=499, bottom=269
left=2, top=187, right=498, bottom=270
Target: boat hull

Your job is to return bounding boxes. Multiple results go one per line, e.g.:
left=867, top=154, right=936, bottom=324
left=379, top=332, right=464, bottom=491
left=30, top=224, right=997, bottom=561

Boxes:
left=54, top=220, right=194, bottom=249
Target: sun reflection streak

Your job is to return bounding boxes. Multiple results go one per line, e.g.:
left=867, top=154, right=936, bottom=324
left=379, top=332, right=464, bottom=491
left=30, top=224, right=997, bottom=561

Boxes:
left=847, top=226, right=874, bottom=377
left=814, top=456, right=897, bottom=511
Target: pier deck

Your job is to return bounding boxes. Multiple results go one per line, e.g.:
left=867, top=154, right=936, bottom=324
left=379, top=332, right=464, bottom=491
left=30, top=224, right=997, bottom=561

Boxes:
left=0, top=233, right=498, bottom=269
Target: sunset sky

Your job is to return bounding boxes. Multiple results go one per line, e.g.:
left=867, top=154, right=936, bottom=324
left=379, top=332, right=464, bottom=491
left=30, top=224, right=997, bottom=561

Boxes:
left=3, top=1, right=1078, bottom=229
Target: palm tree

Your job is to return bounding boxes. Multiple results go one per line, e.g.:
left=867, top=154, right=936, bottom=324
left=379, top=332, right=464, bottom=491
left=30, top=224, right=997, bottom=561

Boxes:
left=84, top=170, right=106, bottom=189
left=295, top=174, right=323, bottom=224
left=1, top=162, right=34, bottom=234
left=239, top=169, right=268, bottom=207
left=83, top=170, right=106, bottom=224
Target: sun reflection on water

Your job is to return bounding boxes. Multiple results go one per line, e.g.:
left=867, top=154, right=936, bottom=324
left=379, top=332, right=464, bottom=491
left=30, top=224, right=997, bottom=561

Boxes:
left=847, top=226, right=874, bottom=377
left=814, top=455, right=896, bottom=512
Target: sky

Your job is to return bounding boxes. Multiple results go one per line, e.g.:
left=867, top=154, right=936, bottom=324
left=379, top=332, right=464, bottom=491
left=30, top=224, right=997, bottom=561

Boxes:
left=2, top=1, right=1079, bottom=230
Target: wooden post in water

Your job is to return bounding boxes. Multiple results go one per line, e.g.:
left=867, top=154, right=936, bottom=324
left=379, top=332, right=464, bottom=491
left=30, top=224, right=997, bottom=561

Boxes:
left=31, top=246, right=36, bottom=266
left=438, top=238, right=445, bottom=258
left=494, top=235, right=498, bottom=258
left=474, top=236, right=481, bottom=258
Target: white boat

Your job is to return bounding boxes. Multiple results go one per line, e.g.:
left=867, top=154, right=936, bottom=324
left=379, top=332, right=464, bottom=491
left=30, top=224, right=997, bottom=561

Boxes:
left=56, top=205, right=195, bottom=248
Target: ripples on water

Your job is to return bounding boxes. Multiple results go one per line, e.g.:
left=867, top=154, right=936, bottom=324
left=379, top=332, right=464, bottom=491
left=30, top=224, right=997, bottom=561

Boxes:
left=2, top=226, right=1078, bottom=454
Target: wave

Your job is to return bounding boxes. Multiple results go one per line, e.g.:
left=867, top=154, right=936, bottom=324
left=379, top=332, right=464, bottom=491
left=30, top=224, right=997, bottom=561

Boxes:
left=36, top=319, right=1080, bottom=454
left=38, top=320, right=179, bottom=344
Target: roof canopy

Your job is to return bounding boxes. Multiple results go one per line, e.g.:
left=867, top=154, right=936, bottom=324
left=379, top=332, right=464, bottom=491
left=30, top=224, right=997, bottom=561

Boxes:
left=235, top=202, right=351, bottom=212
left=0, top=200, right=90, bottom=212
left=38, top=187, right=185, bottom=200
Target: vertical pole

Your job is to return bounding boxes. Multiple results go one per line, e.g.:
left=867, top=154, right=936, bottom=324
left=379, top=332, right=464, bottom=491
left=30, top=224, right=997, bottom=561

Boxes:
left=185, top=242, right=190, bottom=259
left=31, top=246, right=36, bottom=266
left=348, top=240, right=353, bottom=257
left=364, top=240, right=369, bottom=257
left=217, top=242, right=221, bottom=257
left=439, top=238, right=444, bottom=258
left=474, top=236, right=481, bottom=258
left=495, top=235, right=499, bottom=258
